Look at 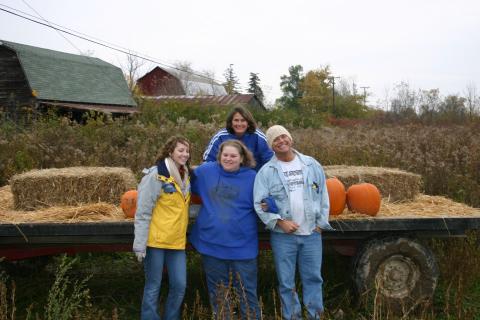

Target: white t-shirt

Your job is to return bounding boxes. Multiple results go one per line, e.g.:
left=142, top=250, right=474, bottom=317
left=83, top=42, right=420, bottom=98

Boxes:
left=279, top=156, right=309, bottom=235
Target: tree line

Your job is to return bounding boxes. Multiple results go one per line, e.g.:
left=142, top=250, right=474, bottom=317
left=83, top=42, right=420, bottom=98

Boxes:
left=122, top=53, right=480, bottom=125
left=377, top=81, right=480, bottom=124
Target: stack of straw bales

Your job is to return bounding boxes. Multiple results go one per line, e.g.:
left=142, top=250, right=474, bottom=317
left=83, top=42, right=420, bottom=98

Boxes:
left=10, top=167, right=137, bottom=210
left=324, top=165, right=422, bottom=202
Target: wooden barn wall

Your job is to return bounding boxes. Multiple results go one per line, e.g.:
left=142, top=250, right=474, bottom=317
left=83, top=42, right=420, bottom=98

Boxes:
left=0, top=46, right=33, bottom=110
left=137, top=68, right=185, bottom=96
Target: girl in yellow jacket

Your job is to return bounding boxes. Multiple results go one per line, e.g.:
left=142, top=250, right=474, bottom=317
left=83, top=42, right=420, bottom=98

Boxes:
left=133, top=135, right=191, bottom=320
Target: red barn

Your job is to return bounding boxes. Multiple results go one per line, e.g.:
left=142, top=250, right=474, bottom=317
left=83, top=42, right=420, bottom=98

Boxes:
left=137, top=66, right=227, bottom=96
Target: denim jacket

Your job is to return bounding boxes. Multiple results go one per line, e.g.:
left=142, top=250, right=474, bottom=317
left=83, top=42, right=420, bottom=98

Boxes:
left=253, top=150, right=333, bottom=233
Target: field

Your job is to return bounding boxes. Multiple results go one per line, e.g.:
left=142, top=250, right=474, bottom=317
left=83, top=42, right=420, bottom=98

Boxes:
left=1, top=106, right=480, bottom=319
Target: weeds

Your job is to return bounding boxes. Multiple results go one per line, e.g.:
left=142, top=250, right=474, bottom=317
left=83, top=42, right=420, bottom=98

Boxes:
left=3, top=246, right=480, bottom=319
left=432, top=231, right=480, bottom=319
left=44, top=255, right=92, bottom=320
left=0, top=268, right=16, bottom=320
left=0, top=255, right=95, bottom=320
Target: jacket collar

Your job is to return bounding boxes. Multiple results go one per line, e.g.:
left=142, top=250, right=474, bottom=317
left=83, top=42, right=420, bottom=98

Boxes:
left=268, top=149, right=311, bottom=168
left=156, top=159, right=170, bottom=178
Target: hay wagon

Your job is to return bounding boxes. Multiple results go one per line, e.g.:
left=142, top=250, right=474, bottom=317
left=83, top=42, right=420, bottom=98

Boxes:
left=1, top=165, right=480, bottom=310
left=1, top=205, right=480, bottom=311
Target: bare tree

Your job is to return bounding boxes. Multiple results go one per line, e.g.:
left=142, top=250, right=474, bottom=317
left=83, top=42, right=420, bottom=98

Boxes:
left=379, top=87, right=391, bottom=111
left=418, top=88, right=441, bottom=122
left=464, top=82, right=479, bottom=119
left=391, top=81, right=417, bottom=118
left=122, top=52, right=145, bottom=95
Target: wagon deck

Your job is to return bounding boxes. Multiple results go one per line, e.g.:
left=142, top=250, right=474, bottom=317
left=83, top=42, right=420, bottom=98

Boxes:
left=1, top=214, right=479, bottom=248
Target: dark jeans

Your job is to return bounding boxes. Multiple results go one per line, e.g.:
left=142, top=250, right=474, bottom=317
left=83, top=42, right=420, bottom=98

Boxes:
left=202, top=254, right=261, bottom=319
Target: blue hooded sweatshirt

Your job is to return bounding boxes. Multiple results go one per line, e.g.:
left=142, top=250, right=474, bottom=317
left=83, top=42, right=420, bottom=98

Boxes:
left=189, top=162, right=258, bottom=260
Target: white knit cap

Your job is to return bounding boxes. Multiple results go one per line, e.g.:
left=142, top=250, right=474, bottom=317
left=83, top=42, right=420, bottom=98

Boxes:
left=266, top=125, right=292, bottom=148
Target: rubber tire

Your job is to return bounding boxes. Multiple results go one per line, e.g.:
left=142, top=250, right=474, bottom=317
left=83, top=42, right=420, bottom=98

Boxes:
left=352, top=237, right=439, bottom=314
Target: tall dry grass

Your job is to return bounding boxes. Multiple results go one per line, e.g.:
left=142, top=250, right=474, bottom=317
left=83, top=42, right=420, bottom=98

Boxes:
left=293, top=124, right=480, bottom=207
left=1, top=113, right=479, bottom=207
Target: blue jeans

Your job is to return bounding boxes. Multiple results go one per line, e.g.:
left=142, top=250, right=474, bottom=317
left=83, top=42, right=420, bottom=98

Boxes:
left=270, top=232, right=324, bottom=320
left=141, top=247, right=186, bottom=320
left=202, top=254, right=261, bottom=319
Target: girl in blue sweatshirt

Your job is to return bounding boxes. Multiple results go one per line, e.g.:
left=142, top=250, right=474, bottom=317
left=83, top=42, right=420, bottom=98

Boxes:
left=190, top=140, right=260, bottom=319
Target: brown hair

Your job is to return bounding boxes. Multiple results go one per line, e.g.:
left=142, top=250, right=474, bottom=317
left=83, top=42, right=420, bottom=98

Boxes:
left=156, top=135, right=191, bottom=168
left=216, top=140, right=256, bottom=169
left=225, top=106, right=257, bottom=134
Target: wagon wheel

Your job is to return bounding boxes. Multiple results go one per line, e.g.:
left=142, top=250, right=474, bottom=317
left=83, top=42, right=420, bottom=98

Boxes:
left=352, top=237, right=439, bottom=314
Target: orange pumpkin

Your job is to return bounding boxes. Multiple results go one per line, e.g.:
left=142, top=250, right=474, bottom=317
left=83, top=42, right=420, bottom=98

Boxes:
left=326, top=178, right=346, bottom=215
left=120, top=190, right=138, bottom=218
left=346, top=183, right=381, bottom=216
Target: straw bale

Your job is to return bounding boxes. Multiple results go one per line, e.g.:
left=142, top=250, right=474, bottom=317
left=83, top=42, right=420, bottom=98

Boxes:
left=0, top=185, right=129, bottom=223
left=0, top=185, right=13, bottom=211
left=10, top=167, right=137, bottom=210
left=332, top=194, right=480, bottom=220
left=324, top=165, right=422, bottom=202
left=0, top=202, right=126, bottom=224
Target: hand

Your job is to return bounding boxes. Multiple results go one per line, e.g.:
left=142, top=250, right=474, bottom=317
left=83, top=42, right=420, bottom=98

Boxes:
left=276, top=219, right=299, bottom=234
left=260, top=202, right=268, bottom=212
left=261, top=197, right=279, bottom=213
left=314, top=226, right=322, bottom=234
left=135, top=252, right=146, bottom=263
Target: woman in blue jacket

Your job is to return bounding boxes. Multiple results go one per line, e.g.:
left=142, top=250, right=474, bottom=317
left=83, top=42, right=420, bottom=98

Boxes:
left=133, top=136, right=191, bottom=320
left=190, top=140, right=261, bottom=319
left=203, top=106, right=273, bottom=171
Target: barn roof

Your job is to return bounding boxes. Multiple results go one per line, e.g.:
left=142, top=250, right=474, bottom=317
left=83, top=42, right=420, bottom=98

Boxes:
left=161, top=66, right=227, bottom=96
left=148, top=94, right=265, bottom=109
left=0, top=40, right=136, bottom=107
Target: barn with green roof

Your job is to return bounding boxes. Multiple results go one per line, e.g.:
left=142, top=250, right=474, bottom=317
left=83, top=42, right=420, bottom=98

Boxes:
left=0, top=40, right=137, bottom=118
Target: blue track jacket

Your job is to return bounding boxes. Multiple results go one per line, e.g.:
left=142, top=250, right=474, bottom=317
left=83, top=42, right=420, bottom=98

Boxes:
left=202, top=128, right=273, bottom=171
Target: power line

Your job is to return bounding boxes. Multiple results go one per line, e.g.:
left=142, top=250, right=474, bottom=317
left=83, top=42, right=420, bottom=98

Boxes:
left=21, top=0, right=81, bottom=57
left=0, top=3, right=175, bottom=67
left=0, top=4, right=224, bottom=84
left=19, top=0, right=133, bottom=96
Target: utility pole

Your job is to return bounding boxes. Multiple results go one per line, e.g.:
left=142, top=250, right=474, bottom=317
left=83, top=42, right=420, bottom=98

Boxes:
left=360, top=86, right=370, bottom=107
left=329, top=76, right=340, bottom=114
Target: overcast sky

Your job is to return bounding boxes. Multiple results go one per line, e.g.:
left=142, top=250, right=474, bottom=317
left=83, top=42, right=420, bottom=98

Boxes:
left=1, top=0, right=479, bottom=107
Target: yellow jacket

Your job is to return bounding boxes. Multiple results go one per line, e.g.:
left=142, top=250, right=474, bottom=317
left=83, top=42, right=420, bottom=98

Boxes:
left=133, top=164, right=190, bottom=253
left=147, top=175, right=190, bottom=249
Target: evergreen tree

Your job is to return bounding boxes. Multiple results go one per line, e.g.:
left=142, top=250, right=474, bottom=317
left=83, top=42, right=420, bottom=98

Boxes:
left=223, top=64, right=240, bottom=94
left=278, top=65, right=304, bottom=109
left=247, top=72, right=264, bottom=103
